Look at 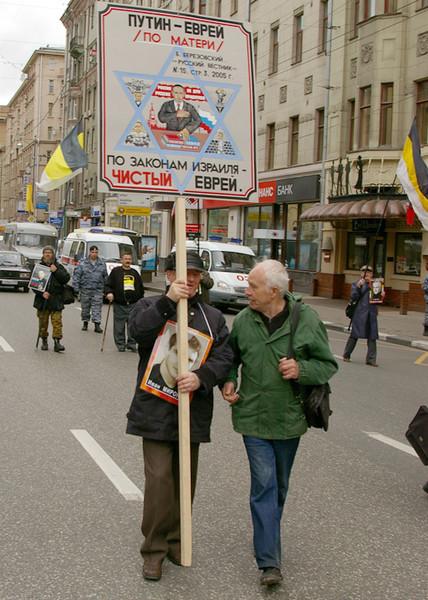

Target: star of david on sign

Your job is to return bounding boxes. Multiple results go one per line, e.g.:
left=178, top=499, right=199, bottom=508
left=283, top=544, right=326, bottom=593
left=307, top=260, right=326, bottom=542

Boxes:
left=114, top=47, right=242, bottom=194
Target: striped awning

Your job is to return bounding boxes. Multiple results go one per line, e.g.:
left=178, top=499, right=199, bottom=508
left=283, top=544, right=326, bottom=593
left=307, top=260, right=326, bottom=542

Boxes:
left=300, top=198, right=408, bottom=221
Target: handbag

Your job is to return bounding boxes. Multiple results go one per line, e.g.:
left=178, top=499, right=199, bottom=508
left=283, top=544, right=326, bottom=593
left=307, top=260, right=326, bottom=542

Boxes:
left=63, top=284, right=75, bottom=305
left=405, top=405, right=428, bottom=465
left=288, top=301, right=332, bottom=431
left=345, top=298, right=359, bottom=320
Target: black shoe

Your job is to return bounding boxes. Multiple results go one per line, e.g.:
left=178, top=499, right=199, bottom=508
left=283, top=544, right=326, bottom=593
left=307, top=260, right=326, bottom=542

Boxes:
left=127, top=345, right=137, bottom=352
left=366, top=362, right=378, bottom=367
left=94, top=323, right=103, bottom=333
left=423, top=481, right=428, bottom=493
left=41, top=337, right=48, bottom=351
left=118, top=347, right=126, bottom=352
left=424, top=327, right=428, bottom=337
left=82, top=321, right=88, bottom=331
left=260, top=567, right=283, bottom=587
left=54, top=338, right=65, bottom=352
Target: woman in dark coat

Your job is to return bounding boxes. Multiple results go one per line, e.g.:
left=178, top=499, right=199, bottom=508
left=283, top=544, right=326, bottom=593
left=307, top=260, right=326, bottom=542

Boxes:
left=33, top=245, right=70, bottom=352
left=343, top=265, right=381, bottom=366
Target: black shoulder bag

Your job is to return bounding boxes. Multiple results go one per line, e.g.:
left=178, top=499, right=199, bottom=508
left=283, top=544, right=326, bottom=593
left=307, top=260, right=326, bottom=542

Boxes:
left=287, top=301, right=332, bottom=432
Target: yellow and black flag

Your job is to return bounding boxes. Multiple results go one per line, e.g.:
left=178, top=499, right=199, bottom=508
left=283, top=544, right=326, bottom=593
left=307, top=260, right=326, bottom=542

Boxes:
left=396, top=119, right=428, bottom=231
left=37, top=121, right=88, bottom=192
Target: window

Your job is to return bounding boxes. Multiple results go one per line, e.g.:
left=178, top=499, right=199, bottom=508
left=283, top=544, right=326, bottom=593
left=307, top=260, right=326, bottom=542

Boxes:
left=230, top=0, right=238, bottom=15
left=359, top=86, right=371, bottom=147
left=315, top=108, right=324, bottom=162
left=416, top=79, right=428, bottom=144
left=90, top=4, right=94, bottom=29
left=207, top=208, right=228, bottom=239
left=214, top=0, right=222, bottom=16
left=269, top=23, right=279, bottom=74
left=244, top=205, right=274, bottom=258
left=384, top=0, right=397, bottom=13
left=363, top=0, right=375, bottom=19
left=352, top=0, right=360, bottom=37
left=319, top=0, right=328, bottom=53
left=395, top=233, right=422, bottom=276
left=379, top=83, right=393, bottom=145
left=48, top=80, right=54, bottom=94
left=346, top=233, right=369, bottom=270
left=293, top=12, right=303, bottom=63
left=422, top=0, right=428, bottom=8
left=348, top=98, right=356, bottom=151
left=289, top=116, right=299, bottom=166
left=266, top=123, right=275, bottom=170
left=48, top=103, right=53, bottom=117
left=253, top=35, right=258, bottom=75
left=298, top=212, right=318, bottom=270
left=199, top=0, right=207, bottom=14
left=47, top=127, right=54, bottom=140
left=189, top=0, right=195, bottom=12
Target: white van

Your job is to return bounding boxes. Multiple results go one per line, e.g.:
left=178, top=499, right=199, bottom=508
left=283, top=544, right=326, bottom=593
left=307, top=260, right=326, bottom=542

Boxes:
left=60, top=229, right=140, bottom=277
left=173, top=240, right=256, bottom=308
left=3, top=222, right=58, bottom=268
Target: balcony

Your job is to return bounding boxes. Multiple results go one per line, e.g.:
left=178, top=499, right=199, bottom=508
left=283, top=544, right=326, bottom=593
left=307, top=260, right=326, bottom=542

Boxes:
left=70, top=36, right=84, bottom=60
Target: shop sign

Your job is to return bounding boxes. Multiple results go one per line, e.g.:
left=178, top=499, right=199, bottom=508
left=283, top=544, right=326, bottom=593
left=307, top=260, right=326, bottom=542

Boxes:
left=258, top=180, right=277, bottom=204
left=91, top=205, right=102, bottom=217
left=276, top=175, right=320, bottom=203
left=352, top=219, right=385, bottom=233
left=117, top=206, right=151, bottom=216
left=186, top=224, right=201, bottom=233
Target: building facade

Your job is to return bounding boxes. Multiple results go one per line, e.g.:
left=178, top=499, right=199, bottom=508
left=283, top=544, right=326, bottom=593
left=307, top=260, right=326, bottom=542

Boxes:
left=23, top=0, right=427, bottom=306
left=2, top=48, right=65, bottom=222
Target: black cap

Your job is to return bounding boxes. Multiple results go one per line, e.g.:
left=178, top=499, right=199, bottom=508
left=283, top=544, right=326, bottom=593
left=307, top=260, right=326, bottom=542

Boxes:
left=89, top=245, right=98, bottom=251
left=165, top=251, right=204, bottom=272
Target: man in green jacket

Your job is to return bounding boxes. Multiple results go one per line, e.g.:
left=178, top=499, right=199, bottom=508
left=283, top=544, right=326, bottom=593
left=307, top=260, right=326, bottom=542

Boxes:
left=222, top=260, right=337, bottom=587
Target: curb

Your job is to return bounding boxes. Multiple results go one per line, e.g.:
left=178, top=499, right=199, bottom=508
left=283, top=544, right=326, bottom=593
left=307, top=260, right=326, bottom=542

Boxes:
left=142, top=290, right=428, bottom=352
left=322, top=321, right=428, bottom=351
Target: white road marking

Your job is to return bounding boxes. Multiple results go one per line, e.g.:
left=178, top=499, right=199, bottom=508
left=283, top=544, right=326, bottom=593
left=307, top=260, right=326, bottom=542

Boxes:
left=363, top=431, right=418, bottom=457
left=71, top=429, right=143, bottom=501
left=0, top=336, right=14, bottom=352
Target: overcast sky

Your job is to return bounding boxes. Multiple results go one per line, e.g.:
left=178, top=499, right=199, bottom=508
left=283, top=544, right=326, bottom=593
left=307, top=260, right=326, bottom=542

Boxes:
left=0, top=0, right=68, bottom=105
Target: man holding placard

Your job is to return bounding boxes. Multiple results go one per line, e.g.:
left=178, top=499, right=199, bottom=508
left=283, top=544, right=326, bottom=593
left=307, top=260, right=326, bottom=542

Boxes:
left=126, top=251, right=233, bottom=581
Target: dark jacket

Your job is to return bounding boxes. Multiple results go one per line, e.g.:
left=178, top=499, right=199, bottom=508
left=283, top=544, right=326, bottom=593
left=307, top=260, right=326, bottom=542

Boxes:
left=105, top=266, right=144, bottom=305
left=158, top=100, right=201, bottom=134
left=32, top=260, right=70, bottom=312
left=126, top=294, right=233, bottom=443
left=349, top=281, right=379, bottom=340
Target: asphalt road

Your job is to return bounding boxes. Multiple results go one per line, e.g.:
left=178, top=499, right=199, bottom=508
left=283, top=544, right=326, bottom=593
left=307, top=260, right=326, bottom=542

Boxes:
left=0, top=289, right=427, bottom=600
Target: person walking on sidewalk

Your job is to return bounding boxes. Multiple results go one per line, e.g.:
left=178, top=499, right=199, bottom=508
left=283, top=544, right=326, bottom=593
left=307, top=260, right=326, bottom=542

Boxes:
left=222, top=260, right=337, bottom=587
left=105, top=252, right=144, bottom=352
left=422, top=251, right=428, bottom=337
left=33, top=245, right=70, bottom=352
left=72, top=245, right=107, bottom=333
left=343, top=265, right=383, bottom=366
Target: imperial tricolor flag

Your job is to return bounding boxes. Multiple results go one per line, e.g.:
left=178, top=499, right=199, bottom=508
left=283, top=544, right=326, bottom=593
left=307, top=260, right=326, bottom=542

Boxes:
left=37, top=121, right=88, bottom=192
left=396, top=119, right=428, bottom=231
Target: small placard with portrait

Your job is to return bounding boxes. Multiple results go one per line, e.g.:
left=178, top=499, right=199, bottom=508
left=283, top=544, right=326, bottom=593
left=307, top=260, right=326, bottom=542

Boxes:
left=140, top=320, right=213, bottom=405
left=369, top=278, right=385, bottom=304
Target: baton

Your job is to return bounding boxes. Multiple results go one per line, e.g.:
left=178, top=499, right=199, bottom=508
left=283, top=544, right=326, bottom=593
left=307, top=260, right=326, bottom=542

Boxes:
left=100, top=302, right=111, bottom=352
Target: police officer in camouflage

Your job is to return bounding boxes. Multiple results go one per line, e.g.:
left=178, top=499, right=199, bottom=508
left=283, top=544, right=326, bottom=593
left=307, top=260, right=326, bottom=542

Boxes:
left=72, top=245, right=108, bottom=333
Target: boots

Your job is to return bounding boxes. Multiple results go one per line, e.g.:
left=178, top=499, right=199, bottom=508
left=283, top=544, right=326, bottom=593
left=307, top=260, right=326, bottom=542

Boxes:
left=82, top=321, right=88, bottom=331
left=424, top=326, right=428, bottom=337
left=94, top=323, right=103, bottom=334
left=54, top=338, right=65, bottom=352
left=41, top=337, right=48, bottom=351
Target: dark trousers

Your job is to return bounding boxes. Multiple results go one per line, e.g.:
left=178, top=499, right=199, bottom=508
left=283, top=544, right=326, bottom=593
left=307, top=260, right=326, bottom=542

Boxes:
left=344, top=335, right=377, bottom=364
left=140, top=439, right=199, bottom=561
left=112, top=303, right=136, bottom=350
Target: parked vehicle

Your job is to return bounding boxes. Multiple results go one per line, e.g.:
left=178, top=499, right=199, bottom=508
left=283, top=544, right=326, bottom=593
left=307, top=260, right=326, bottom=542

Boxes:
left=0, top=251, right=31, bottom=292
left=60, top=229, right=140, bottom=277
left=172, top=240, right=256, bottom=308
left=2, top=222, right=58, bottom=268
left=82, top=226, right=142, bottom=258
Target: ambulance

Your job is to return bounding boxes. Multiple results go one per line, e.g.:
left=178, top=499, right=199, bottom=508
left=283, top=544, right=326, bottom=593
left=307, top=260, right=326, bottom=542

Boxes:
left=60, top=229, right=140, bottom=277
left=174, top=240, right=257, bottom=309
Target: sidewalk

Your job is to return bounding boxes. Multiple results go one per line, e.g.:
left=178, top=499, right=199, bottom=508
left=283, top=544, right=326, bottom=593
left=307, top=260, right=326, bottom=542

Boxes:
left=144, top=273, right=428, bottom=351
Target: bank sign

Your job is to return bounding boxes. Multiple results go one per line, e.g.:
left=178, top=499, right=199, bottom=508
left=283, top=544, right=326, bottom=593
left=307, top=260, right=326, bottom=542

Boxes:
left=98, top=3, right=257, bottom=201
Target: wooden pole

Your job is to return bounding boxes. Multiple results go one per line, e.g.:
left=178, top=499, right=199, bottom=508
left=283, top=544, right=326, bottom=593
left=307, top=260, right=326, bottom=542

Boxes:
left=175, top=195, right=192, bottom=566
